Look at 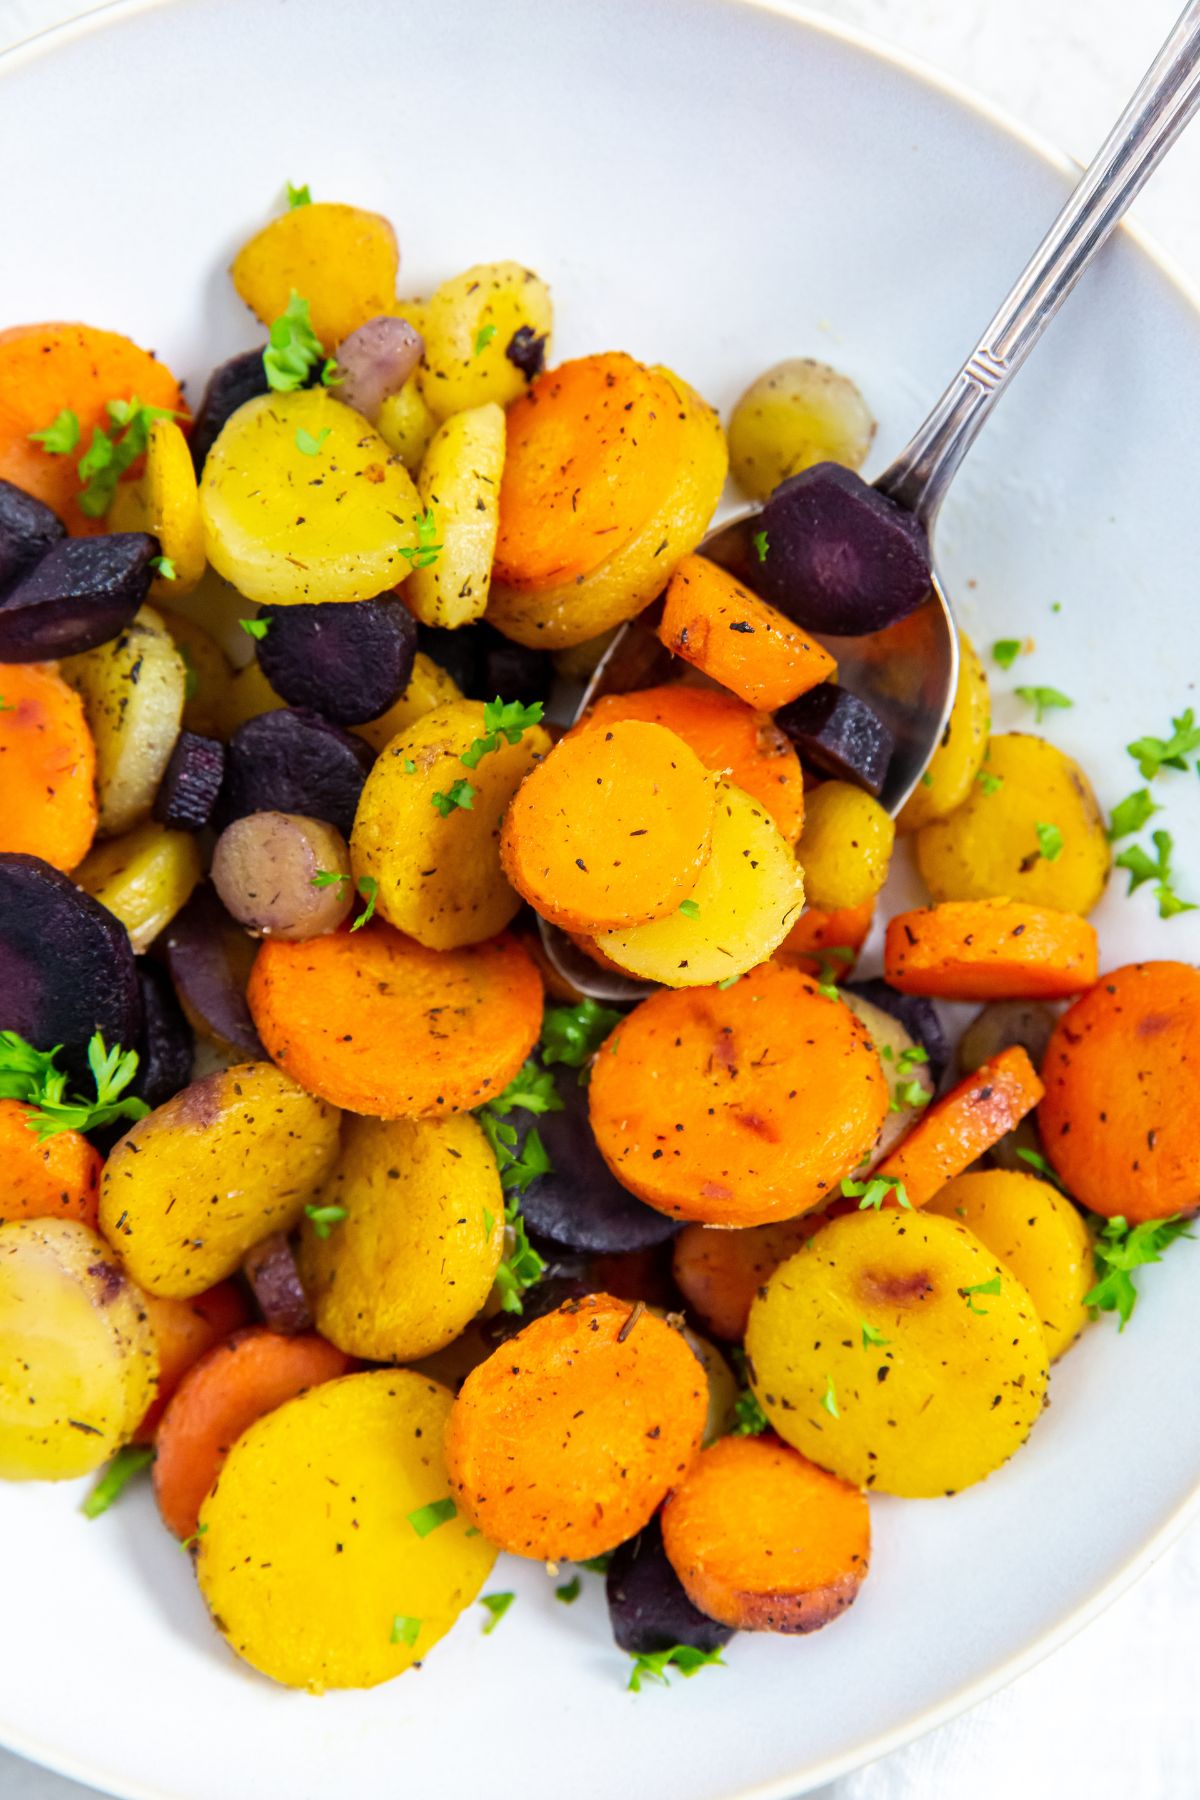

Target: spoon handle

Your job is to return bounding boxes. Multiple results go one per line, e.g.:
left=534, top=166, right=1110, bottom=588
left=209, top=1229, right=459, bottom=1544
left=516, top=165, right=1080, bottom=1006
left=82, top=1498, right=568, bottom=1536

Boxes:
left=876, top=1, right=1200, bottom=525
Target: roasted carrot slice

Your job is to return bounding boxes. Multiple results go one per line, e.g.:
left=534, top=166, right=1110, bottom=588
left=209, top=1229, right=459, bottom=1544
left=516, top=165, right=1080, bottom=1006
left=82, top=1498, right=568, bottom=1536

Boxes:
left=774, top=900, right=875, bottom=979
left=1039, top=960, right=1200, bottom=1222
left=248, top=922, right=543, bottom=1117
left=0, top=323, right=185, bottom=536
left=153, top=1326, right=352, bottom=1539
left=493, top=353, right=685, bottom=590
left=587, top=962, right=888, bottom=1225
left=0, top=1099, right=101, bottom=1228
left=876, top=1046, right=1044, bottom=1206
left=672, top=1218, right=815, bottom=1340
left=660, top=1434, right=870, bottom=1632
left=575, top=685, right=805, bottom=842
left=500, top=720, right=717, bottom=933
left=0, top=662, right=97, bottom=870
left=658, top=555, right=836, bottom=710
left=444, top=1294, right=707, bottom=1561
left=135, top=1282, right=252, bottom=1442
left=884, top=898, right=1098, bottom=1000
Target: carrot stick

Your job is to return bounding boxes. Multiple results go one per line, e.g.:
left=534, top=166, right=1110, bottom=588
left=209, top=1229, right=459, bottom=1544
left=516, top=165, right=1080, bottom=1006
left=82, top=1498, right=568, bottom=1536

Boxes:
left=0, top=1098, right=101, bottom=1228
left=499, top=720, right=717, bottom=932
left=660, top=1434, right=870, bottom=1632
left=248, top=922, right=543, bottom=1117
left=444, top=1293, right=707, bottom=1561
left=884, top=898, right=1098, bottom=1000
left=875, top=1046, right=1044, bottom=1207
left=575, top=684, right=805, bottom=842
left=774, top=900, right=875, bottom=979
left=153, top=1326, right=352, bottom=1539
left=658, top=554, right=836, bottom=710
left=0, top=662, right=97, bottom=871
left=135, top=1282, right=251, bottom=1442
left=0, top=323, right=185, bottom=535
left=672, top=1218, right=816, bottom=1340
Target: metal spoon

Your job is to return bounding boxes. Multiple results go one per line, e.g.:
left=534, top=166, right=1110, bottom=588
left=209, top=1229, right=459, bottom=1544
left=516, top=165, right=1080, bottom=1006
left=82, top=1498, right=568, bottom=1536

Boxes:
left=542, top=1, right=1200, bottom=1002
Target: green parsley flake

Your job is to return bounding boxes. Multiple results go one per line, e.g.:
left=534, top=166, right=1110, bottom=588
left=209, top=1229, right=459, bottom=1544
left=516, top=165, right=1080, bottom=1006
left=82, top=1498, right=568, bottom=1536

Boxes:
left=678, top=898, right=701, bottom=920
left=1034, top=820, right=1064, bottom=862
left=461, top=698, right=545, bottom=769
left=579, top=1552, right=613, bottom=1575
left=295, top=425, right=331, bottom=457
left=896, top=1045, right=928, bottom=1073
left=486, top=1060, right=563, bottom=1118
left=861, top=1321, right=890, bottom=1349
left=1014, top=684, right=1073, bottom=724
left=398, top=506, right=443, bottom=571
left=480, top=1591, right=515, bottom=1633
left=751, top=529, right=769, bottom=563
left=1126, top=708, right=1200, bottom=780
left=1084, top=1213, right=1193, bottom=1329
left=555, top=1576, right=582, bottom=1604
left=840, top=1173, right=911, bottom=1212
left=149, top=554, right=177, bottom=581
left=180, top=1522, right=208, bottom=1553
left=474, top=323, right=497, bottom=356
left=1114, top=829, right=1196, bottom=920
left=71, top=397, right=180, bottom=518
left=1107, top=789, right=1159, bottom=841
left=976, top=769, right=1004, bottom=795
left=541, top=998, right=624, bottom=1071
left=239, top=616, right=270, bottom=640
left=390, top=1614, right=421, bottom=1647
left=28, top=407, right=81, bottom=455
left=494, top=1206, right=548, bottom=1315
left=717, top=974, right=742, bottom=990
left=920, top=772, right=933, bottom=788
left=0, top=1029, right=148, bottom=1142
left=82, top=1444, right=155, bottom=1519
left=819, top=1375, right=840, bottom=1418
left=991, top=638, right=1023, bottom=670
left=349, top=874, right=378, bottom=932
left=263, top=291, right=326, bottom=392
left=403, top=758, right=417, bottom=774
left=627, top=1644, right=725, bottom=1692
left=287, top=181, right=312, bottom=208
left=0, top=696, right=13, bottom=712
left=890, top=1076, right=931, bottom=1114
left=431, top=779, right=476, bottom=817
left=1015, top=1147, right=1066, bottom=1191
left=407, top=1497, right=457, bottom=1538
left=304, top=1203, right=347, bottom=1239
left=732, top=1384, right=769, bottom=1436
left=959, top=1274, right=1002, bottom=1315
left=320, top=357, right=342, bottom=388
left=310, top=869, right=351, bottom=892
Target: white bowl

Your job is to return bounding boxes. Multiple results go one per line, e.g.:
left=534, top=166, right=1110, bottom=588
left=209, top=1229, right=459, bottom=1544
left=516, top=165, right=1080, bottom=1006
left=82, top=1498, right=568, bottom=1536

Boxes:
left=2, top=2, right=1199, bottom=1796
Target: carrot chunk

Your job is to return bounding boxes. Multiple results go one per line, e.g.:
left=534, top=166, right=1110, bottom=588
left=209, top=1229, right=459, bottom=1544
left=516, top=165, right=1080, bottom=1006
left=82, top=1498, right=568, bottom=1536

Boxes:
left=661, top=1434, right=870, bottom=1633
left=587, top=963, right=888, bottom=1225
left=876, top=1046, right=1044, bottom=1206
left=884, top=898, right=1098, bottom=1000
left=153, top=1326, right=352, bottom=1539
left=444, top=1294, right=706, bottom=1561
left=672, top=1218, right=815, bottom=1340
left=248, top=922, right=543, bottom=1117
left=775, top=900, right=875, bottom=979
left=0, top=1098, right=101, bottom=1228
left=499, top=720, right=717, bottom=933
left=658, top=554, right=836, bottom=710
left=135, top=1282, right=251, bottom=1442
left=1039, top=960, right=1200, bottom=1222
left=0, top=662, right=97, bottom=870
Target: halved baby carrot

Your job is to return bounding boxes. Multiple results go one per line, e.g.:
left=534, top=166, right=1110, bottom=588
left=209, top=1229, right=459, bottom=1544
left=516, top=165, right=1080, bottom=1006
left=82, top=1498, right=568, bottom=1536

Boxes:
left=875, top=1045, right=1044, bottom=1206
left=0, top=662, right=97, bottom=870
left=884, top=898, right=1098, bottom=1000
left=575, top=685, right=805, bottom=842
left=672, top=1218, right=815, bottom=1341
left=774, top=900, right=875, bottom=980
left=499, top=720, right=717, bottom=933
left=658, top=554, right=836, bottom=710
left=587, top=962, right=888, bottom=1226
left=444, top=1293, right=706, bottom=1561
left=248, top=922, right=543, bottom=1117
left=153, top=1326, right=352, bottom=1539
left=660, top=1433, right=870, bottom=1633
left=0, top=323, right=185, bottom=535
left=0, top=1098, right=101, bottom=1228
left=493, top=352, right=686, bottom=590
left=135, top=1282, right=252, bottom=1442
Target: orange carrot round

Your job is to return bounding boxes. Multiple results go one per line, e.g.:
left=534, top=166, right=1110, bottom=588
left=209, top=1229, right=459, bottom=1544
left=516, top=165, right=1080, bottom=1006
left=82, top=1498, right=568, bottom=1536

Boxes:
left=587, top=963, right=888, bottom=1225
left=775, top=900, right=876, bottom=979
left=153, top=1326, right=352, bottom=1539
left=672, top=1218, right=815, bottom=1340
left=0, top=662, right=97, bottom=871
left=1039, top=960, right=1200, bottom=1222
left=0, top=1099, right=101, bottom=1228
left=135, top=1281, right=251, bottom=1442
left=0, top=323, right=185, bottom=536
left=660, top=1433, right=870, bottom=1632
left=875, top=1045, right=1044, bottom=1206
left=444, top=1293, right=706, bottom=1560
left=248, top=922, right=543, bottom=1117
left=500, top=720, right=717, bottom=932
left=884, top=898, right=1098, bottom=1000
left=658, top=554, right=836, bottom=710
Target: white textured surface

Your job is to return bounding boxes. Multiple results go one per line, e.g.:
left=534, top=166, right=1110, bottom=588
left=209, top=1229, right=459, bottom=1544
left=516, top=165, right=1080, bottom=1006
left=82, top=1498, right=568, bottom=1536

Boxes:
left=0, top=2, right=1197, bottom=1797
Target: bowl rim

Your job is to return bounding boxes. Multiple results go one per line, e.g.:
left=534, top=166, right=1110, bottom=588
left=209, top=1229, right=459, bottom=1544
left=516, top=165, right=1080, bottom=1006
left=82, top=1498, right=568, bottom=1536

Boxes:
left=1, top=3, right=1198, bottom=1797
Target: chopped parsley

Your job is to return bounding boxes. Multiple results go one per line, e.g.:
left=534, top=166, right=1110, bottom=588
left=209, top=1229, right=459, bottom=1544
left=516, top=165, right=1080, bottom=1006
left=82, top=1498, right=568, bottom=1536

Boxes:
left=861, top=1321, right=890, bottom=1349
left=1015, top=1147, right=1066, bottom=1190
left=76, top=397, right=179, bottom=518
left=991, top=638, right=1023, bottom=670
left=494, top=1203, right=548, bottom=1315
left=460, top=697, right=545, bottom=768
left=431, top=778, right=476, bottom=817
left=149, top=554, right=177, bottom=581
left=840, top=1173, right=911, bottom=1211
left=28, top=407, right=81, bottom=455
left=678, top=898, right=701, bottom=920
left=286, top=181, right=312, bottom=208
left=239, top=616, right=270, bottom=641
left=179, top=1522, right=208, bottom=1552
left=1108, top=789, right=1159, bottom=840
left=263, top=290, right=325, bottom=392
left=476, top=1076, right=552, bottom=1313
left=82, top=1444, right=155, bottom=1519
left=407, top=1497, right=457, bottom=1538
left=480, top=1591, right=515, bottom=1633
left=976, top=769, right=1004, bottom=795
left=1126, top=707, right=1200, bottom=780
left=304, top=1203, right=347, bottom=1239
left=1014, top=684, right=1073, bottom=724
left=890, top=1077, right=931, bottom=1114
left=349, top=874, right=378, bottom=932
left=819, top=1375, right=840, bottom=1418
left=0, top=1030, right=148, bottom=1141
left=579, top=1552, right=613, bottom=1575
left=815, top=944, right=855, bottom=999
left=717, top=973, right=742, bottom=990
left=627, top=1644, right=725, bottom=1692
left=390, top=1614, right=421, bottom=1647
left=751, top=529, right=769, bottom=563
left=1034, top=821, right=1064, bottom=862
left=474, top=323, right=497, bottom=357
left=896, top=1045, right=928, bottom=1073
left=1084, top=1214, right=1193, bottom=1328
left=0, top=696, right=13, bottom=712
left=732, top=1384, right=769, bottom=1436
left=540, top=998, right=624, bottom=1071
left=486, top=1060, right=563, bottom=1118
left=1114, top=829, right=1196, bottom=920
left=959, top=1273, right=1002, bottom=1315
left=310, top=868, right=351, bottom=892
left=555, top=1576, right=582, bottom=1604
left=295, top=425, right=330, bottom=457
left=398, top=506, right=443, bottom=571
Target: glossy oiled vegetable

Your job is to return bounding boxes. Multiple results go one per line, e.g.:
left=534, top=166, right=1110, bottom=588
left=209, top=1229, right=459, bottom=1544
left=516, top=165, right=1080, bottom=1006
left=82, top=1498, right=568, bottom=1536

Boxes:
left=896, top=633, right=989, bottom=831
left=844, top=977, right=951, bottom=1083
left=776, top=900, right=875, bottom=982
left=255, top=597, right=417, bottom=725
left=661, top=1434, right=870, bottom=1632
left=796, top=781, right=895, bottom=911
left=188, top=349, right=269, bottom=474
left=352, top=651, right=462, bottom=755
left=418, top=261, right=552, bottom=421
left=248, top=923, right=543, bottom=1117
left=231, top=201, right=399, bottom=348
left=606, top=1515, right=734, bottom=1656
left=0, top=853, right=141, bottom=1058
left=135, top=1282, right=250, bottom=1440
left=376, top=374, right=438, bottom=472
left=839, top=989, right=935, bottom=1167
left=926, top=1171, right=1092, bottom=1360
left=152, top=731, right=226, bottom=832
left=351, top=699, right=551, bottom=948
left=241, top=1234, right=312, bottom=1337
left=99, top=1063, right=340, bottom=1296
left=163, top=885, right=264, bottom=1059
left=75, top=822, right=202, bottom=953
left=745, top=1209, right=1049, bottom=1496
left=335, top=315, right=424, bottom=422
left=658, top=554, right=836, bottom=711
left=672, top=1217, right=814, bottom=1341
left=405, top=403, right=506, bottom=629
left=876, top=1046, right=1044, bottom=1207
left=915, top=732, right=1110, bottom=915
left=217, top=708, right=373, bottom=840
left=132, top=961, right=193, bottom=1112
left=110, top=418, right=206, bottom=598
left=727, top=358, right=875, bottom=502
left=299, top=1113, right=503, bottom=1361
left=0, top=661, right=97, bottom=871
left=588, top=963, right=887, bottom=1225
left=62, top=604, right=186, bottom=837
left=211, top=812, right=353, bottom=940
left=0, top=1099, right=101, bottom=1228
left=1039, top=960, right=1200, bottom=1222
left=0, top=1219, right=158, bottom=1480
left=884, top=899, right=1098, bottom=1001
left=197, top=1369, right=496, bottom=1690
left=200, top=390, right=420, bottom=606
left=775, top=684, right=895, bottom=798
left=444, top=1294, right=706, bottom=1560
left=0, top=534, right=157, bottom=662
left=0, top=477, right=64, bottom=588
left=595, top=781, right=804, bottom=986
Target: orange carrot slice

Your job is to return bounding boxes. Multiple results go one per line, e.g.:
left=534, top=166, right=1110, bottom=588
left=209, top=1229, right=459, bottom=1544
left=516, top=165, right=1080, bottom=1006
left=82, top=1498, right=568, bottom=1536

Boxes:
left=658, top=554, right=836, bottom=710
left=775, top=900, right=875, bottom=979
left=876, top=1046, right=1044, bottom=1206
left=884, top=898, right=1098, bottom=1000
left=0, top=662, right=97, bottom=870
left=0, top=1098, right=101, bottom=1228
left=135, top=1282, right=251, bottom=1442
left=672, top=1218, right=815, bottom=1340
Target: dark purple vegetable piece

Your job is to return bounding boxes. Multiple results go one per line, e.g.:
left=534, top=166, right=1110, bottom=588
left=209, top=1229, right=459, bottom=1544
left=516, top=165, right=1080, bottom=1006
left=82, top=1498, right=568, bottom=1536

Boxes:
left=415, top=623, right=483, bottom=695
left=335, top=317, right=424, bottom=422
left=189, top=348, right=270, bottom=473
left=473, top=625, right=552, bottom=709
left=757, top=463, right=931, bottom=635
left=775, top=683, right=894, bottom=796
left=163, top=884, right=265, bottom=1060
left=479, top=1269, right=594, bottom=1349
left=243, top=1232, right=313, bottom=1334
left=606, top=1517, right=734, bottom=1655
left=132, top=961, right=194, bottom=1110
left=0, top=479, right=65, bottom=590
left=216, top=708, right=374, bottom=839
left=506, top=326, right=547, bottom=382
left=844, top=977, right=951, bottom=1084
left=0, top=854, right=141, bottom=1060
left=255, top=598, right=417, bottom=724
left=0, top=534, right=156, bottom=661
left=153, top=731, right=226, bottom=831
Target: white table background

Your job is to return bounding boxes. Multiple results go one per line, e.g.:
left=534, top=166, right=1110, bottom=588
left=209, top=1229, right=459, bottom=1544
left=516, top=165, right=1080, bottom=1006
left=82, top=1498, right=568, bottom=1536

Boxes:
left=0, top=0, right=1197, bottom=1795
